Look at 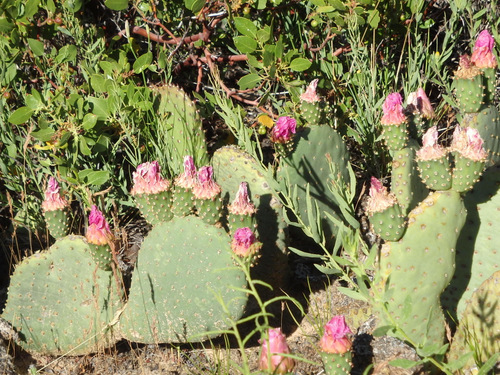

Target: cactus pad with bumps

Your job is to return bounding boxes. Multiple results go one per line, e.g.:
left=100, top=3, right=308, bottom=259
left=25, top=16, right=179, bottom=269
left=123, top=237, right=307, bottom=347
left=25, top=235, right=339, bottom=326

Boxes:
left=1, top=236, right=123, bottom=355
left=119, top=216, right=248, bottom=343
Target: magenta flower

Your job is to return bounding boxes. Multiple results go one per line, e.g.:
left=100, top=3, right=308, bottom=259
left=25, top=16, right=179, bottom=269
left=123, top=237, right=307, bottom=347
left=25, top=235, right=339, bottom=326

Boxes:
left=450, top=126, right=488, bottom=161
left=231, top=227, right=261, bottom=257
left=41, top=177, right=68, bottom=212
left=271, top=116, right=297, bottom=144
left=365, top=177, right=398, bottom=214
left=258, top=328, right=295, bottom=374
left=300, top=79, right=320, bottom=103
left=228, top=182, right=256, bottom=216
left=380, top=93, right=406, bottom=126
left=416, top=126, right=447, bottom=160
left=86, top=205, right=113, bottom=246
left=471, top=30, right=497, bottom=69
left=175, top=155, right=197, bottom=189
left=192, top=166, right=221, bottom=199
left=407, top=88, right=434, bottom=119
left=319, top=315, right=352, bottom=354
left=131, top=161, right=170, bottom=195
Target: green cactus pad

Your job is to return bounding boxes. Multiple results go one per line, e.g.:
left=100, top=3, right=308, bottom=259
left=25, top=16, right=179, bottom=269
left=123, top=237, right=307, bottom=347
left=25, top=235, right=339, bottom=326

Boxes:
left=119, top=216, right=248, bottom=343
left=172, top=186, right=195, bottom=217
left=462, top=104, right=500, bottom=167
left=194, top=195, right=223, bottom=225
left=154, top=85, right=209, bottom=174
left=441, top=165, right=500, bottom=320
left=416, top=157, right=452, bottom=191
left=368, top=203, right=406, bottom=242
left=88, top=243, right=113, bottom=271
left=227, top=213, right=256, bottom=234
left=43, top=208, right=70, bottom=240
left=212, top=146, right=289, bottom=293
left=447, top=270, right=500, bottom=371
left=381, top=122, right=408, bottom=152
left=134, top=191, right=174, bottom=225
left=453, top=75, right=485, bottom=113
left=373, top=190, right=466, bottom=348
left=1, top=236, right=123, bottom=355
left=451, top=153, right=485, bottom=193
left=481, top=67, right=496, bottom=104
left=391, top=143, right=429, bottom=214
left=276, top=125, right=350, bottom=248
left=301, top=101, right=326, bottom=126
left=320, top=351, right=352, bottom=375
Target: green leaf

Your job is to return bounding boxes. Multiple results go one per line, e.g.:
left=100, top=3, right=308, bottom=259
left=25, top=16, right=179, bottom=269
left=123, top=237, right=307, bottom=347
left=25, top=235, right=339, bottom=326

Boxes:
left=184, top=0, right=205, bottom=13
left=238, top=73, right=261, bottom=90
left=63, top=0, right=83, bottom=12
left=24, top=0, right=40, bottom=19
left=367, top=9, right=380, bottom=28
left=87, top=97, right=110, bottom=120
left=337, top=286, right=368, bottom=301
left=0, top=17, right=15, bottom=33
left=389, top=358, right=421, bottom=369
left=82, top=113, right=98, bottom=130
left=289, top=57, right=312, bottom=72
left=78, top=169, right=110, bottom=186
left=233, top=36, right=257, bottom=54
left=31, top=128, right=55, bottom=142
left=79, top=136, right=92, bottom=156
left=56, top=45, right=77, bottom=64
left=27, top=38, right=44, bottom=57
left=478, top=353, right=500, bottom=375
left=317, top=5, right=334, bottom=13
left=90, top=74, right=106, bottom=93
left=328, top=0, right=346, bottom=10
left=234, top=17, right=257, bottom=38
left=256, top=27, right=270, bottom=44
left=104, top=0, right=128, bottom=10
left=9, top=107, right=34, bottom=124
left=133, top=52, right=153, bottom=74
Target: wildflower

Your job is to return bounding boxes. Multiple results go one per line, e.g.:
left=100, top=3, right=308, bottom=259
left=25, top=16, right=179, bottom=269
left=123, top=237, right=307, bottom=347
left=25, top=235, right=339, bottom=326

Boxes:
left=271, top=116, right=297, bottom=144
left=450, top=126, right=487, bottom=161
left=300, top=79, right=320, bottom=103
left=192, top=166, right=221, bottom=200
left=131, top=161, right=170, bottom=195
left=365, top=177, right=398, bottom=214
left=86, top=205, right=113, bottom=246
left=175, top=155, right=197, bottom=189
left=228, top=182, right=256, bottom=216
left=258, top=328, right=295, bottom=374
left=380, top=93, right=406, bottom=125
left=41, top=177, right=68, bottom=212
left=471, top=30, right=497, bottom=69
left=231, top=227, right=261, bottom=257
left=319, top=315, right=352, bottom=354
left=416, top=126, right=447, bottom=160
left=407, top=88, right=434, bottom=119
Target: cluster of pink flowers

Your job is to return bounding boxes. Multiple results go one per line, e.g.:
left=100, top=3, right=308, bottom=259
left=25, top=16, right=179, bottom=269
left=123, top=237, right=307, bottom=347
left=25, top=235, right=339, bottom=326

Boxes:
left=470, top=30, right=497, bottom=69
left=320, top=315, right=352, bottom=354
left=416, top=126, right=447, bottom=160
left=365, top=177, right=398, bottom=214
left=450, top=126, right=488, bottom=161
left=380, top=92, right=407, bottom=125
left=271, top=116, right=297, bottom=144
left=175, top=155, right=197, bottom=189
left=86, top=205, right=113, bottom=246
left=131, top=161, right=170, bottom=195
left=300, top=79, right=320, bottom=103
left=231, top=227, right=261, bottom=257
left=228, top=182, right=256, bottom=216
left=406, top=88, right=435, bottom=119
left=192, top=166, right=221, bottom=200
left=41, top=177, right=68, bottom=212
left=258, top=328, right=295, bottom=374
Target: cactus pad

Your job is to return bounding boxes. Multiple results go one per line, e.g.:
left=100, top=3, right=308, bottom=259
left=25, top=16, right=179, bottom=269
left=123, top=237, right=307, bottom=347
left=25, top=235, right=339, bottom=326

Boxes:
left=1, top=236, right=123, bottom=355
left=119, top=216, right=248, bottom=343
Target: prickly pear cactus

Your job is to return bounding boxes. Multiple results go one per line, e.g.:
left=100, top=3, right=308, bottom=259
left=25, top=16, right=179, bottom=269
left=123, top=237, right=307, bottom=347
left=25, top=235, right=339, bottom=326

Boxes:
left=154, top=85, right=209, bottom=174
left=441, top=165, right=500, bottom=320
left=212, top=146, right=289, bottom=291
left=372, top=190, right=466, bottom=347
left=276, top=125, right=350, bottom=247
left=1, top=236, right=123, bottom=355
left=119, top=216, right=248, bottom=343
left=447, top=270, right=500, bottom=371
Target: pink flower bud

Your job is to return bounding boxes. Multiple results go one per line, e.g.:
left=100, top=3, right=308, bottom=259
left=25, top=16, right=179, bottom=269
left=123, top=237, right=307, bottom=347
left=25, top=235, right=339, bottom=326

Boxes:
left=131, top=161, right=170, bottom=195
left=407, top=88, right=434, bottom=119
left=271, top=116, right=297, bottom=144
left=258, top=328, right=295, bottom=374
left=228, top=182, right=256, bottom=216
left=416, top=126, right=447, bottom=160
left=231, top=227, right=261, bottom=257
left=471, top=30, right=497, bottom=69
left=450, top=126, right=488, bottom=161
left=365, top=177, right=398, bottom=214
left=381, top=93, right=406, bottom=126
left=42, top=177, right=69, bottom=212
left=192, top=166, right=221, bottom=199
left=175, top=155, right=197, bottom=189
left=86, top=205, right=113, bottom=246
left=300, top=79, right=320, bottom=103
left=319, top=315, right=352, bottom=354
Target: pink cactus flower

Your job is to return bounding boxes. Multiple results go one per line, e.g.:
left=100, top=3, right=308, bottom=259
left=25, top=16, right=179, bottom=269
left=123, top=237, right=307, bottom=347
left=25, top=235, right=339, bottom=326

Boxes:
left=416, top=126, right=447, bottom=160
left=192, top=166, right=221, bottom=199
left=407, top=88, right=435, bottom=119
left=131, top=161, right=170, bottom=195
left=365, top=177, right=398, bottom=214
left=300, top=79, right=320, bottom=103
left=41, top=177, right=68, bottom=212
left=175, top=155, right=197, bottom=189
left=258, top=328, right=295, bottom=374
left=450, top=126, right=488, bottom=161
left=320, top=315, right=353, bottom=354
left=231, top=227, right=261, bottom=257
left=228, top=182, right=256, bottom=216
left=471, top=30, right=497, bottom=69
left=86, top=205, right=113, bottom=246
left=271, top=116, right=297, bottom=144
left=381, top=92, right=406, bottom=126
